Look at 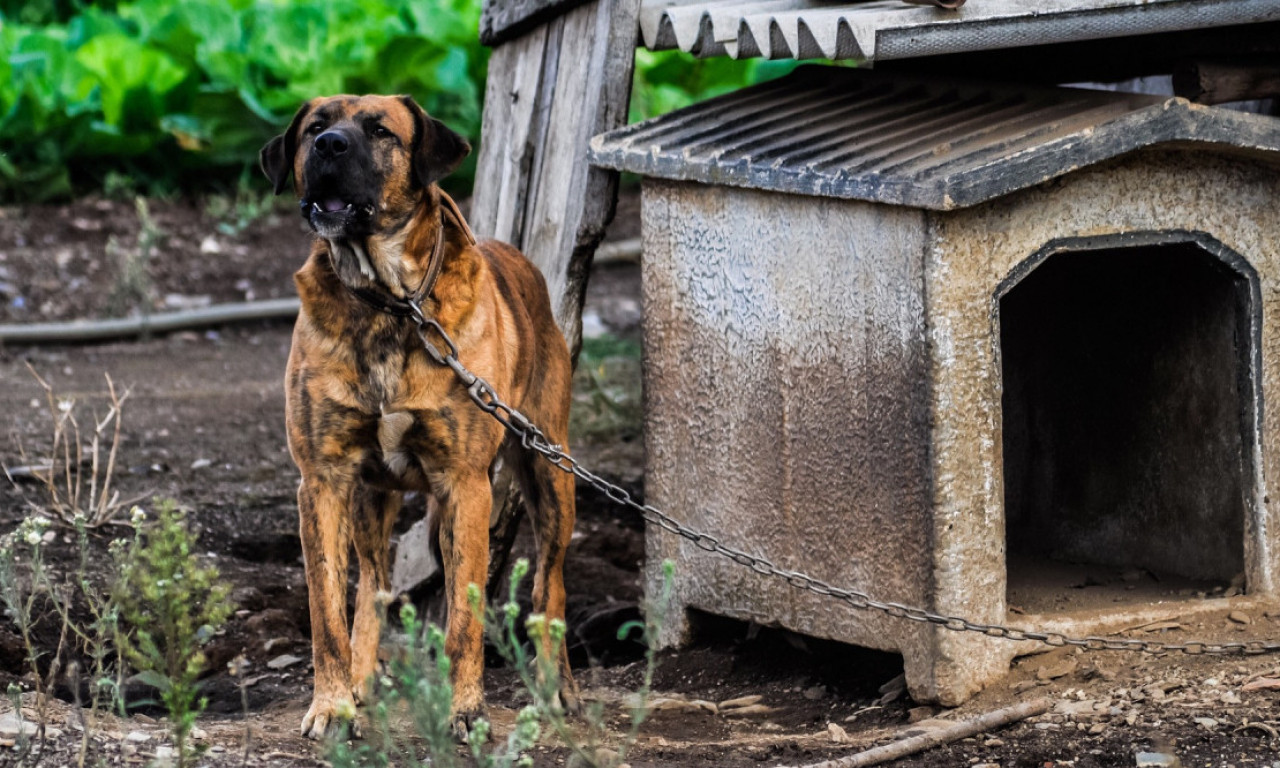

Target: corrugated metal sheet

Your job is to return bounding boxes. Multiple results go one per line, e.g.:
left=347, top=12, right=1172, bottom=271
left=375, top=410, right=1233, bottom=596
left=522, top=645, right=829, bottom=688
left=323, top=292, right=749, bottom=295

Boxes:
left=589, top=67, right=1280, bottom=210
left=639, top=0, right=1280, bottom=61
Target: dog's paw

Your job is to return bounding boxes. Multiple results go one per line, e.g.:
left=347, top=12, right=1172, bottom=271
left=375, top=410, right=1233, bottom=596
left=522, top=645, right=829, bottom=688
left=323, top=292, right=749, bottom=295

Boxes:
left=558, top=684, right=582, bottom=718
left=451, top=707, right=486, bottom=743
left=301, top=694, right=359, bottom=741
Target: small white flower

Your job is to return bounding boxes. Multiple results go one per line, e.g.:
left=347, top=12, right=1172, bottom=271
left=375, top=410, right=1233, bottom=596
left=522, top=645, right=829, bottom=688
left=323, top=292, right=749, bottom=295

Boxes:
left=24, top=530, right=41, bottom=547
left=57, top=398, right=73, bottom=413
left=130, top=506, right=146, bottom=524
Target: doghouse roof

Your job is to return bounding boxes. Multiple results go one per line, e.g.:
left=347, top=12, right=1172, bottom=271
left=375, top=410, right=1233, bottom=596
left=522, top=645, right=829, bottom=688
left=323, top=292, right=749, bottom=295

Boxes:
left=589, top=67, right=1280, bottom=210
left=640, top=0, right=1280, bottom=61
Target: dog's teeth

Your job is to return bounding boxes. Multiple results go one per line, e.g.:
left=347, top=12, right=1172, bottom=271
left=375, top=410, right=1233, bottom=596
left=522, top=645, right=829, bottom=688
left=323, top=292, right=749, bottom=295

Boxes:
left=312, top=203, right=322, bottom=212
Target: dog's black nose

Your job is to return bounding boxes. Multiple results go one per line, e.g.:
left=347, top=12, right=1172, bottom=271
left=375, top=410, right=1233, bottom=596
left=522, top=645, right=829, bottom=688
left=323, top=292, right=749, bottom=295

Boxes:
left=314, top=131, right=349, bottom=159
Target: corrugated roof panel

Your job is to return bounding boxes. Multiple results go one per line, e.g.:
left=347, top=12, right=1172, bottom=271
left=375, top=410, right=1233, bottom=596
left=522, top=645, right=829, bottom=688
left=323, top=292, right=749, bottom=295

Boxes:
left=639, top=0, right=1280, bottom=61
left=589, top=67, right=1280, bottom=210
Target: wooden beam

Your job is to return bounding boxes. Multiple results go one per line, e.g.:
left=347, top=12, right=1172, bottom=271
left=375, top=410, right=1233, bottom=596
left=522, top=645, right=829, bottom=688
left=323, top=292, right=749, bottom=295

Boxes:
left=472, top=0, right=639, bottom=359
left=479, top=0, right=592, bottom=47
left=1174, top=59, right=1280, bottom=105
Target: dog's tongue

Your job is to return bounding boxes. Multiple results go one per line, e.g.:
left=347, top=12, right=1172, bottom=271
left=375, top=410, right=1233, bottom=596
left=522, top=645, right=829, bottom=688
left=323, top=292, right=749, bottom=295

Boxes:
left=321, top=198, right=347, bottom=213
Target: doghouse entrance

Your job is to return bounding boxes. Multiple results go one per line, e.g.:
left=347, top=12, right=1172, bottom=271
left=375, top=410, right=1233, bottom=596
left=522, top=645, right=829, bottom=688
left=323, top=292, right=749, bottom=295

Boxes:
left=1000, top=237, right=1257, bottom=614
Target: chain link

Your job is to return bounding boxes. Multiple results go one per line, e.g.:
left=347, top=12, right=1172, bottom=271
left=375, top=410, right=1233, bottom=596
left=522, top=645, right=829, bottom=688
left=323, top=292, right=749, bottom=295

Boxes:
left=408, top=306, right=1280, bottom=658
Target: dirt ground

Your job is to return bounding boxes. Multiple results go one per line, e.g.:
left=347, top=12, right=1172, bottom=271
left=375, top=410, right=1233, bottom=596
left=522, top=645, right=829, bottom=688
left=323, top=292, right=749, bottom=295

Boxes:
left=1, top=193, right=1279, bottom=767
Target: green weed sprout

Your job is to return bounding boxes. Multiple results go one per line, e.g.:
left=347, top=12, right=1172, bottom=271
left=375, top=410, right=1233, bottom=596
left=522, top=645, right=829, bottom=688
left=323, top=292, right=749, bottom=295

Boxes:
left=328, top=597, right=542, bottom=768
left=482, top=557, right=676, bottom=768
left=114, top=500, right=232, bottom=768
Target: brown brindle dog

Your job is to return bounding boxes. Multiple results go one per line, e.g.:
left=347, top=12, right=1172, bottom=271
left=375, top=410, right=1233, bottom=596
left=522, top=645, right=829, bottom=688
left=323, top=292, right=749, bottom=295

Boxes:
left=260, top=95, right=578, bottom=740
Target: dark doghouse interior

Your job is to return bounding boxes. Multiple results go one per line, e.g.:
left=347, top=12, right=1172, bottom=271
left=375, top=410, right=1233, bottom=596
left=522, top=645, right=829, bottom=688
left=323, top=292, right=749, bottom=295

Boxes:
left=1001, top=241, right=1253, bottom=613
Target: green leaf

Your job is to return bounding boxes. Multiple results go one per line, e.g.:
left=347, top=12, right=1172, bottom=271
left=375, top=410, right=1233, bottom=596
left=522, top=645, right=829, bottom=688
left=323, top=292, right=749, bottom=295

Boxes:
left=127, top=669, right=173, bottom=693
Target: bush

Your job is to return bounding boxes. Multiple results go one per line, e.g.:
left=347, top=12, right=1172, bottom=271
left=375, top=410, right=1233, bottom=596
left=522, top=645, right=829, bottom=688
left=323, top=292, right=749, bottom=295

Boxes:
left=0, top=0, right=488, bottom=201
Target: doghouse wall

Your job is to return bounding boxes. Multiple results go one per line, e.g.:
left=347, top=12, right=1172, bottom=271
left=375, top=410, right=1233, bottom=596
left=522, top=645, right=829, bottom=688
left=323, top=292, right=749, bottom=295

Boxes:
left=924, top=150, right=1280, bottom=703
left=1000, top=242, right=1250, bottom=582
left=640, top=181, right=936, bottom=671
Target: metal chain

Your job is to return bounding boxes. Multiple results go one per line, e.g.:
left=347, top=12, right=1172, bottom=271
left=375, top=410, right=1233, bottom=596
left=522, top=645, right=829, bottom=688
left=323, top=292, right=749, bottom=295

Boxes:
left=409, top=307, right=1280, bottom=657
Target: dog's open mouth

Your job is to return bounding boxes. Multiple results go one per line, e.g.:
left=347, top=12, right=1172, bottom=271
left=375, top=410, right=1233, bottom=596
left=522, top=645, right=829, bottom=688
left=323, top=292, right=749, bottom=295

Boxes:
left=302, top=195, right=375, bottom=237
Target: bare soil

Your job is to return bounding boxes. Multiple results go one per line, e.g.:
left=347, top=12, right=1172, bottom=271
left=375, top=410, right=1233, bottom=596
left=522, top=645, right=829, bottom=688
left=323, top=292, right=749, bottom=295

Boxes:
left=1, top=193, right=1279, bottom=767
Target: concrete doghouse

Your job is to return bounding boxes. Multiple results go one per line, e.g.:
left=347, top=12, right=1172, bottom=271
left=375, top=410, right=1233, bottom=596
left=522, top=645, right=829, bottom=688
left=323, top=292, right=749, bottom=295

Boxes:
left=590, top=66, right=1280, bottom=704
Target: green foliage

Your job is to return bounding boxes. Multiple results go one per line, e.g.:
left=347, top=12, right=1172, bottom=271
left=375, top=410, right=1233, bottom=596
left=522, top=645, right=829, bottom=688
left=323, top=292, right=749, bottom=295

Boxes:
left=629, top=50, right=801, bottom=123
left=572, top=333, right=643, bottom=444
left=327, top=599, right=541, bottom=768
left=0, top=0, right=488, bottom=201
left=114, top=500, right=233, bottom=768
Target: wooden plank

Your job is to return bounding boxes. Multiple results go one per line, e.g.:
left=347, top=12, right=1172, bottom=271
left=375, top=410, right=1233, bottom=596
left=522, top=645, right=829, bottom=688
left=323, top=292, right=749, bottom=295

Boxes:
left=480, top=0, right=590, bottom=47
left=469, top=26, right=551, bottom=246
left=472, top=0, right=640, bottom=357
left=1174, top=58, right=1280, bottom=105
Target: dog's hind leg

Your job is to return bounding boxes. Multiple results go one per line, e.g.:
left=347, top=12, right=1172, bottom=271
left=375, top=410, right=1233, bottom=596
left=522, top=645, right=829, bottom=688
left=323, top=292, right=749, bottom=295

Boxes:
left=513, top=443, right=580, bottom=713
left=349, top=486, right=402, bottom=703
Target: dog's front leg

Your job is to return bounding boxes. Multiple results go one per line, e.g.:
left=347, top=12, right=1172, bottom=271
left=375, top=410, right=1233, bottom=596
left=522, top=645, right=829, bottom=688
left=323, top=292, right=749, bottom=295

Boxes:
left=299, top=474, right=356, bottom=740
left=437, top=471, right=491, bottom=735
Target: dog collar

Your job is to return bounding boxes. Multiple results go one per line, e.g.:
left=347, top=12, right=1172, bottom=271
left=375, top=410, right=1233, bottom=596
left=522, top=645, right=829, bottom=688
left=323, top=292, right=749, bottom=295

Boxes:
left=342, top=191, right=475, bottom=319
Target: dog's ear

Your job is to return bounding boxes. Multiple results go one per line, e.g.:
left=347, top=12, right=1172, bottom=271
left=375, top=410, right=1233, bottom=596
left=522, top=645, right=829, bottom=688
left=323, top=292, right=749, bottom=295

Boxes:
left=260, top=100, right=313, bottom=195
left=400, top=95, right=471, bottom=188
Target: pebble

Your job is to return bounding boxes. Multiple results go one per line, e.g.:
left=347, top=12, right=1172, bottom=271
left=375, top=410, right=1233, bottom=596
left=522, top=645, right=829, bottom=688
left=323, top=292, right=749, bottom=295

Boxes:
left=802, top=686, right=826, bottom=701
left=1194, top=717, right=1218, bottom=729
left=0, top=713, right=37, bottom=738
left=1089, top=723, right=1107, bottom=735
left=1229, top=611, right=1252, bottom=625
left=190, top=458, right=213, bottom=470
left=126, top=731, right=152, bottom=742
left=827, top=723, right=850, bottom=744
left=1036, top=658, right=1077, bottom=681
left=267, top=653, right=303, bottom=670
left=907, top=706, right=937, bottom=723
left=983, top=738, right=1004, bottom=747
left=1135, top=753, right=1180, bottom=767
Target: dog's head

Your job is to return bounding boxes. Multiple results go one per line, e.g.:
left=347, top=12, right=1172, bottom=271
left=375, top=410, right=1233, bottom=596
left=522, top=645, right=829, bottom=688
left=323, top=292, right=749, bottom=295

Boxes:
left=260, top=95, right=470, bottom=240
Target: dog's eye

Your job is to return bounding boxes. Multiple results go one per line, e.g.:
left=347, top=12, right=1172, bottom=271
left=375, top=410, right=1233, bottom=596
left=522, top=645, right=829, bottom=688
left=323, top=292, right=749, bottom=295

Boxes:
left=371, top=125, right=393, bottom=139
left=304, top=123, right=324, bottom=135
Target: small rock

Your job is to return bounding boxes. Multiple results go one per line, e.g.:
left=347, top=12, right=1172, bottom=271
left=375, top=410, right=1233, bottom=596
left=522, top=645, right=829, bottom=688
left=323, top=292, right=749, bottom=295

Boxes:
left=125, top=731, right=152, bottom=743
left=155, top=745, right=176, bottom=761
left=263, top=637, right=291, bottom=653
left=907, top=706, right=937, bottom=723
left=1036, top=658, right=1077, bottom=681
left=803, top=685, right=826, bottom=701
left=1054, top=699, right=1101, bottom=718
left=391, top=518, right=440, bottom=596
left=1089, top=723, right=1107, bottom=735
left=827, top=723, right=850, bottom=744
left=1221, top=691, right=1242, bottom=705
left=1033, top=722, right=1059, bottom=731
left=983, top=738, right=1004, bottom=747
left=190, top=458, right=213, bottom=470
left=200, top=236, right=223, bottom=254
left=267, top=653, right=303, bottom=670
left=1242, top=677, right=1280, bottom=692
left=1135, top=752, right=1180, bottom=768
left=0, top=713, right=39, bottom=738
left=1012, top=680, right=1042, bottom=694
left=1228, top=611, right=1252, bottom=625
left=1194, top=717, right=1218, bottom=729
left=720, top=694, right=763, bottom=710
left=190, top=727, right=207, bottom=740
